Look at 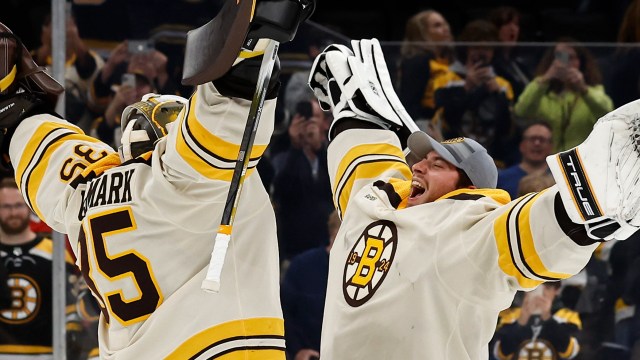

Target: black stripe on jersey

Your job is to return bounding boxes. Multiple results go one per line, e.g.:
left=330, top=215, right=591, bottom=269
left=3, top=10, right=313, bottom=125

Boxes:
left=447, top=193, right=485, bottom=201
left=513, top=195, right=557, bottom=281
left=122, top=153, right=153, bottom=166
left=503, top=197, right=531, bottom=282
left=181, top=119, right=258, bottom=171
left=211, top=346, right=285, bottom=359
left=373, top=180, right=402, bottom=208
left=182, top=106, right=260, bottom=164
left=22, top=130, right=77, bottom=210
left=336, top=157, right=406, bottom=213
left=553, top=193, right=596, bottom=246
left=189, top=335, right=285, bottom=359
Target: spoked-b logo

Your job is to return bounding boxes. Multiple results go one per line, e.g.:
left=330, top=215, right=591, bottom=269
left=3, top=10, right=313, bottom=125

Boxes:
left=343, top=220, right=397, bottom=307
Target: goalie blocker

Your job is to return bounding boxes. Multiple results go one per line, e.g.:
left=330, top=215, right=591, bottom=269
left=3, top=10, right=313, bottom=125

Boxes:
left=182, top=0, right=315, bottom=86
left=547, top=99, right=640, bottom=241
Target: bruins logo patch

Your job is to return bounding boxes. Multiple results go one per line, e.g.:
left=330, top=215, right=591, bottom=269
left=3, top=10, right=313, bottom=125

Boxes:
left=514, top=339, right=556, bottom=360
left=343, top=220, right=397, bottom=307
left=1, top=274, right=41, bottom=324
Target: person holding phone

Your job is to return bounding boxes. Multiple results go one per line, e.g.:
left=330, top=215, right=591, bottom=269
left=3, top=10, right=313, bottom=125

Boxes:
left=492, top=282, right=583, bottom=360
left=515, top=38, right=613, bottom=152
left=32, top=12, right=105, bottom=132
left=432, top=20, right=518, bottom=168
left=89, top=39, right=177, bottom=115
left=272, top=99, right=334, bottom=262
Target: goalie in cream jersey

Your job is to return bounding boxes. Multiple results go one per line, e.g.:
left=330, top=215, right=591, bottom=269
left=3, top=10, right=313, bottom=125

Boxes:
left=0, top=0, right=313, bottom=358
left=308, top=38, right=640, bottom=359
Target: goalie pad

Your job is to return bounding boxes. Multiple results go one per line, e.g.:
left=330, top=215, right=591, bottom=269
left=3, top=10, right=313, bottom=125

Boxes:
left=308, top=38, right=419, bottom=143
left=547, top=99, right=640, bottom=240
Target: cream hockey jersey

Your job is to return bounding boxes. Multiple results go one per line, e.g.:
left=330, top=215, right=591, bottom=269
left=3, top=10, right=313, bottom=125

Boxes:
left=8, top=83, right=284, bottom=359
left=320, top=129, right=598, bottom=360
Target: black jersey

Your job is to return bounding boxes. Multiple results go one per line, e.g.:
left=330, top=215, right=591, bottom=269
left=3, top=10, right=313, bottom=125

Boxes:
left=0, top=237, right=79, bottom=356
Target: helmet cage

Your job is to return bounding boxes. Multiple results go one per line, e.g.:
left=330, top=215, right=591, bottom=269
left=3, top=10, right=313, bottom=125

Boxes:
left=118, top=93, right=187, bottom=161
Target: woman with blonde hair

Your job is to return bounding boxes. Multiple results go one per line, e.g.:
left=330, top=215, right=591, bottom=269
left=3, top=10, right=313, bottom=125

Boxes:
left=396, top=10, right=454, bottom=121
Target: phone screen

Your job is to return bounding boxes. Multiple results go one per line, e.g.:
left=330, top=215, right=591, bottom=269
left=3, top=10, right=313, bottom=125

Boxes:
left=121, top=73, right=136, bottom=88
left=128, top=40, right=152, bottom=54
left=555, top=51, right=570, bottom=64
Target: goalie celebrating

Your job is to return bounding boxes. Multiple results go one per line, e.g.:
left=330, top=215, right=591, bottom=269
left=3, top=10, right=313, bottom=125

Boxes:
left=0, top=0, right=312, bottom=358
left=308, top=38, right=640, bottom=359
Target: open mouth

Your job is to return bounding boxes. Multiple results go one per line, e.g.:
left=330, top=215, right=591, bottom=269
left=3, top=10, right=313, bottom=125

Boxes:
left=410, top=180, right=425, bottom=199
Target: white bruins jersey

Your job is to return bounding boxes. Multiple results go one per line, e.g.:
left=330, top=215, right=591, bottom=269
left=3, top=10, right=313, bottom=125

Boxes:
left=320, top=129, right=598, bottom=360
left=8, top=83, right=284, bottom=359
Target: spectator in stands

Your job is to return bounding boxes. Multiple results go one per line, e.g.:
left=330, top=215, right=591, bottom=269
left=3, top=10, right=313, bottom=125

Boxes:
left=92, top=72, right=156, bottom=149
left=283, top=28, right=330, bottom=124
left=89, top=40, right=177, bottom=112
left=272, top=99, right=334, bottom=262
left=493, top=281, right=583, bottom=360
left=274, top=30, right=333, bottom=157
left=514, top=38, right=613, bottom=152
left=0, top=179, right=82, bottom=359
left=433, top=19, right=517, bottom=168
left=32, top=13, right=104, bottom=132
left=497, top=121, right=553, bottom=199
left=516, top=171, right=555, bottom=197
left=396, top=10, right=454, bottom=121
left=487, top=6, right=533, bottom=99
left=609, top=0, right=640, bottom=108
left=281, top=210, right=340, bottom=360
left=607, top=233, right=640, bottom=359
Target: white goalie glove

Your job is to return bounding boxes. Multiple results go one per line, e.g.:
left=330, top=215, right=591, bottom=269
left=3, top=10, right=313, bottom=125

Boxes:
left=547, top=99, right=640, bottom=240
left=308, top=38, right=419, bottom=142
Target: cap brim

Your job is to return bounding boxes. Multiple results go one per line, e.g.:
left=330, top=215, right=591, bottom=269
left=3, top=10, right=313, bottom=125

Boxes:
left=407, top=131, right=461, bottom=168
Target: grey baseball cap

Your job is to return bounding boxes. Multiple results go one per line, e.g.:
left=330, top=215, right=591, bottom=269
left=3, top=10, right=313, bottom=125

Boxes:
left=407, top=131, right=498, bottom=189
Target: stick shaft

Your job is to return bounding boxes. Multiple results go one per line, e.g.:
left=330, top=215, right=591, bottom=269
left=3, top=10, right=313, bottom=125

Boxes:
left=202, top=40, right=279, bottom=292
left=222, top=40, right=279, bottom=226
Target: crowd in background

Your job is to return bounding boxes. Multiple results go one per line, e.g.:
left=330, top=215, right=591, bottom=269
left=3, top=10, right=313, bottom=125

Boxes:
left=1, top=0, right=640, bottom=359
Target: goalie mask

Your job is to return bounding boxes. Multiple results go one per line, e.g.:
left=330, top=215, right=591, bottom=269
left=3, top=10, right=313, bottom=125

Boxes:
left=118, top=93, right=187, bottom=162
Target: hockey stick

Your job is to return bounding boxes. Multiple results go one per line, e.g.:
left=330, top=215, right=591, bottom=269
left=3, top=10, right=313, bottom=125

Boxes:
left=201, top=39, right=279, bottom=292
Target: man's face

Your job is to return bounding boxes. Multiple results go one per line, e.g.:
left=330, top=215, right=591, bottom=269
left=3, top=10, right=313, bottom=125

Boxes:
left=520, top=125, right=553, bottom=165
left=0, top=188, right=30, bottom=235
left=408, top=151, right=461, bottom=207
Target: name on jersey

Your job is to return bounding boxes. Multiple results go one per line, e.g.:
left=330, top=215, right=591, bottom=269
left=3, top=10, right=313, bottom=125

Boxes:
left=78, top=169, right=135, bottom=219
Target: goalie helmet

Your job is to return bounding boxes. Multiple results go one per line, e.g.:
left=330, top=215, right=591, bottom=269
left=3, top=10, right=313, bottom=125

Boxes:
left=0, top=22, right=63, bottom=129
left=118, top=93, right=187, bottom=162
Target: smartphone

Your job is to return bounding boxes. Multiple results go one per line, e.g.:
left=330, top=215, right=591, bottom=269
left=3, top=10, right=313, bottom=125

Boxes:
left=128, top=40, right=153, bottom=54
left=121, top=73, right=136, bottom=89
left=295, top=101, right=313, bottom=119
left=472, top=54, right=490, bottom=67
left=555, top=51, right=570, bottom=65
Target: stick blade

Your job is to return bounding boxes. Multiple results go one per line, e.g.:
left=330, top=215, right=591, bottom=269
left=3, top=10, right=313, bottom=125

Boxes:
left=182, top=0, right=255, bottom=86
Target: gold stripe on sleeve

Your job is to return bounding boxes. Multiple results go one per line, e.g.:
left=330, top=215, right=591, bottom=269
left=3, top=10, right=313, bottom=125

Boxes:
left=166, top=317, right=285, bottom=360
left=517, top=192, right=572, bottom=280
left=335, top=143, right=408, bottom=185
left=558, top=337, right=578, bottom=359
left=22, top=134, right=95, bottom=221
left=16, top=122, right=92, bottom=186
left=336, top=161, right=409, bottom=216
left=176, top=126, right=256, bottom=181
left=494, top=203, right=543, bottom=289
